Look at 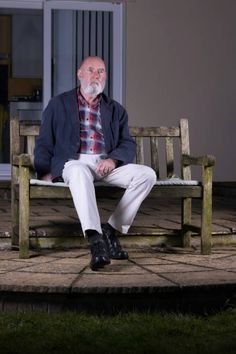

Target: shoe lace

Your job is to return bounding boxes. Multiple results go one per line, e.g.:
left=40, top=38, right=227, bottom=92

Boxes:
left=91, top=239, right=106, bottom=256
left=103, top=228, right=122, bottom=251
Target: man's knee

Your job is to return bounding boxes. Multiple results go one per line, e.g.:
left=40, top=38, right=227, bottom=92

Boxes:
left=142, top=166, right=156, bottom=186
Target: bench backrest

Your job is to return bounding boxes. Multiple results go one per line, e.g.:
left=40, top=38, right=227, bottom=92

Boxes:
left=130, top=119, right=191, bottom=179
left=10, top=118, right=191, bottom=180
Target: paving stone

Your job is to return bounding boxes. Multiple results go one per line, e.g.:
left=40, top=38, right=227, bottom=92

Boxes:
left=140, top=263, right=214, bottom=273
left=162, top=270, right=236, bottom=286
left=156, top=254, right=236, bottom=271
left=0, top=272, right=77, bottom=293
left=0, top=260, right=36, bottom=272
left=0, top=251, right=20, bottom=260
left=72, top=273, right=176, bottom=293
left=42, top=249, right=89, bottom=258
left=130, top=257, right=178, bottom=265
left=18, top=258, right=89, bottom=274
left=83, top=261, right=149, bottom=275
left=200, top=256, right=236, bottom=270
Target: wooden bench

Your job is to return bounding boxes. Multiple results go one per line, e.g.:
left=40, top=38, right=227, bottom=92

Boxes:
left=10, top=117, right=215, bottom=258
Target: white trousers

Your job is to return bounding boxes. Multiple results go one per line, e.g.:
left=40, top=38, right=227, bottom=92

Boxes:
left=62, top=154, right=156, bottom=235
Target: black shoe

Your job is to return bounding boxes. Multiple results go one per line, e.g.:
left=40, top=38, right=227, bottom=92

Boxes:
left=89, top=237, right=110, bottom=271
left=102, top=224, right=129, bottom=260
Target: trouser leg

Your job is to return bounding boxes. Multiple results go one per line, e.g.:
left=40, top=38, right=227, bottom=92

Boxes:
left=103, top=164, right=156, bottom=234
left=62, top=160, right=102, bottom=235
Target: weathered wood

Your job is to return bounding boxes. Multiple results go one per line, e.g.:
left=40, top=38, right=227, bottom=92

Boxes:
left=30, top=186, right=72, bottom=199
left=201, top=165, right=214, bottom=254
left=183, top=154, right=215, bottom=167
left=11, top=166, right=19, bottom=247
left=165, top=137, right=174, bottom=177
left=150, top=137, right=159, bottom=178
left=10, top=118, right=20, bottom=158
left=20, top=122, right=40, bottom=136
left=129, top=126, right=180, bottom=137
left=10, top=118, right=20, bottom=247
left=135, top=136, right=145, bottom=165
left=180, top=119, right=191, bottom=180
left=19, top=165, right=30, bottom=258
left=182, top=197, right=192, bottom=247
left=150, top=186, right=202, bottom=198
left=27, top=135, right=35, bottom=157
left=13, top=153, right=33, bottom=167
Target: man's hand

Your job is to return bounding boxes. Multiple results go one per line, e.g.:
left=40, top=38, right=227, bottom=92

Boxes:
left=41, top=173, right=52, bottom=182
left=96, top=158, right=117, bottom=177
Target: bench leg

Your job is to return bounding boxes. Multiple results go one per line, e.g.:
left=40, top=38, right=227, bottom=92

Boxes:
left=19, top=166, right=30, bottom=258
left=11, top=191, right=19, bottom=248
left=182, top=197, right=192, bottom=248
left=201, top=166, right=213, bottom=255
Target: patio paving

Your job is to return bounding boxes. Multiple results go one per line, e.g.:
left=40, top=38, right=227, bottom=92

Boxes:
left=0, top=195, right=236, bottom=314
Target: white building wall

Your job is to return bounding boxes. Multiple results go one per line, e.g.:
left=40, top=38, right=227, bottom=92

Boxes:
left=126, top=0, right=236, bottom=181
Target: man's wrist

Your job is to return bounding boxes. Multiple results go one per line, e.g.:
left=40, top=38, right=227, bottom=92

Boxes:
left=111, top=158, right=118, bottom=167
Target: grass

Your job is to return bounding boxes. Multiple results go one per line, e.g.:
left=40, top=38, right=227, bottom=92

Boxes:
left=0, top=307, right=236, bottom=354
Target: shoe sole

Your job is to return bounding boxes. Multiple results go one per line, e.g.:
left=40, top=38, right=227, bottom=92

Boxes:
left=110, top=255, right=129, bottom=260
left=90, top=259, right=110, bottom=271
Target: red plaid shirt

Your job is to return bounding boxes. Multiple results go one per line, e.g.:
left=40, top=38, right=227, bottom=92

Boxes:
left=77, top=91, right=106, bottom=155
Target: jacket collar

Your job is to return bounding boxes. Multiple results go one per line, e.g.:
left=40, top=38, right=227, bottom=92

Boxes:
left=62, top=88, right=114, bottom=126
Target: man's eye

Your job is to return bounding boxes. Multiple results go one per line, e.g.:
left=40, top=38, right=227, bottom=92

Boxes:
left=87, top=68, right=94, bottom=73
left=98, top=69, right=105, bottom=74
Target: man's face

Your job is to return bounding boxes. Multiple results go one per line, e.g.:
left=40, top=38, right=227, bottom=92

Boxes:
left=78, top=58, right=107, bottom=96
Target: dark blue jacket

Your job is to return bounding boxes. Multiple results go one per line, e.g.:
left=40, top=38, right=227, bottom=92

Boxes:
left=34, top=88, right=136, bottom=179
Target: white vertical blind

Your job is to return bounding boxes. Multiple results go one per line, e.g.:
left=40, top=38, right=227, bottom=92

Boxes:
left=53, top=9, right=113, bottom=97
left=44, top=1, right=124, bottom=107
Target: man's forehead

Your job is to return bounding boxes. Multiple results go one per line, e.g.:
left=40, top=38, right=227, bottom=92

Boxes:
left=82, top=58, right=105, bottom=69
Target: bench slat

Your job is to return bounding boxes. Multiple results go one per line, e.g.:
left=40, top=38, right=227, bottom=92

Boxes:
left=135, top=136, right=145, bottom=165
left=129, top=126, right=180, bottom=137
left=20, top=124, right=40, bottom=136
left=165, top=137, right=174, bottom=178
left=180, top=118, right=191, bottom=180
left=150, top=137, right=159, bottom=178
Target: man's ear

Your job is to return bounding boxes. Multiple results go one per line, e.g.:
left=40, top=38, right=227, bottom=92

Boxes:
left=77, top=69, right=82, bottom=80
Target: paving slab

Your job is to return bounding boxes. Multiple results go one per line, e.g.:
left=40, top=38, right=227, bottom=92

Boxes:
left=0, top=271, right=78, bottom=293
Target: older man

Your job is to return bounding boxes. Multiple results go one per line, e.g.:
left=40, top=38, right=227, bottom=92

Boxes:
left=34, top=56, right=156, bottom=270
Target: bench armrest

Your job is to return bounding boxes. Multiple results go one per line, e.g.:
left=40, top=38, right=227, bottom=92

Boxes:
left=182, top=154, right=215, bottom=167
left=12, top=154, right=34, bottom=168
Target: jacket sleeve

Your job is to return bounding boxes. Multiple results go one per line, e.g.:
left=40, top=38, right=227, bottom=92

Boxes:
left=34, top=99, right=55, bottom=178
left=107, top=105, right=136, bottom=165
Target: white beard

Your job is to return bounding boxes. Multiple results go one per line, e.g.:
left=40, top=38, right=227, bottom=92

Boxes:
left=81, top=80, right=105, bottom=96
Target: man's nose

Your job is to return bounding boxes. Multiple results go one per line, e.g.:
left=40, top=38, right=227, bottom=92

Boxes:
left=93, top=70, right=100, bottom=79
